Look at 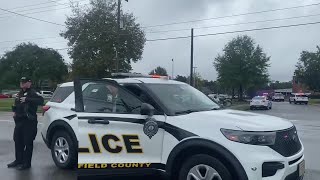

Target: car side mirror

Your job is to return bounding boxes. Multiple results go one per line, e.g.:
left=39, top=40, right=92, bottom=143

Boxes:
left=140, top=103, right=155, bottom=117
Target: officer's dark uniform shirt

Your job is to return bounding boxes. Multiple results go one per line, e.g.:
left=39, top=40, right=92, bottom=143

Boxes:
left=13, top=88, right=44, bottom=121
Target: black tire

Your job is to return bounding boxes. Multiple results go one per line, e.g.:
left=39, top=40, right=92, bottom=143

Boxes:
left=51, top=130, right=77, bottom=169
left=294, top=100, right=297, bottom=104
left=178, top=154, right=232, bottom=180
left=250, top=106, right=254, bottom=110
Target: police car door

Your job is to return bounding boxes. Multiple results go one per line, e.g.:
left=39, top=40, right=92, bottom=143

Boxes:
left=74, top=79, right=165, bottom=169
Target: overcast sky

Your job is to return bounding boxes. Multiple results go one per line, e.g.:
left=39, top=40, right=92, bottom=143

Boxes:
left=1, top=0, right=320, bottom=82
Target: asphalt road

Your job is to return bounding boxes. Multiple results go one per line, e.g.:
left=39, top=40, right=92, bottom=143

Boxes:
left=0, top=112, right=76, bottom=180
left=0, top=101, right=319, bottom=180
left=249, top=102, right=320, bottom=172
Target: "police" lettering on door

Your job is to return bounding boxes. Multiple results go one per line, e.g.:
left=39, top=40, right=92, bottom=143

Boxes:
left=78, top=134, right=143, bottom=154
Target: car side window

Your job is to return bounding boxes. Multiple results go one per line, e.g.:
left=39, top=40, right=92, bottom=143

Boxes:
left=123, top=84, right=163, bottom=114
left=82, top=83, right=143, bottom=114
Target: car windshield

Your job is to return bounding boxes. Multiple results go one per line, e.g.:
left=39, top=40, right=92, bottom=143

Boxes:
left=145, top=83, right=220, bottom=114
left=253, top=96, right=265, bottom=100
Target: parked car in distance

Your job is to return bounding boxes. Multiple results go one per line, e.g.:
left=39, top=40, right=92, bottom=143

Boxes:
left=37, top=91, right=53, bottom=99
left=272, top=93, right=285, bottom=102
left=0, top=94, right=10, bottom=99
left=208, top=94, right=220, bottom=103
left=289, top=93, right=309, bottom=105
left=250, top=96, right=272, bottom=110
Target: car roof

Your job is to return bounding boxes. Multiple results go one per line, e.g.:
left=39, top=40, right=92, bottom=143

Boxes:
left=58, top=78, right=185, bottom=87
left=253, top=96, right=266, bottom=98
left=113, top=78, right=185, bottom=84
left=59, top=82, right=74, bottom=87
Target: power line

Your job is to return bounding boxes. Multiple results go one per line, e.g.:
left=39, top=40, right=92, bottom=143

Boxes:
left=0, top=36, right=60, bottom=44
left=3, top=21, right=320, bottom=52
left=146, top=20, right=320, bottom=42
left=146, top=13, right=320, bottom=34
left=142, top=2, right=320, bottom=28
left=0, top=6, right=71, bottom=19
left=1, top=13, right=320, bottom=44
left=0, top=0, right=88, bottom=17
left=0, top=7, right=66, bottom=26
left=6, top=0, right=65, bottom=11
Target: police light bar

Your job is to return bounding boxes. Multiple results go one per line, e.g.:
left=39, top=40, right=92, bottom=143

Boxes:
left=111, top=73, right=171, bottom=79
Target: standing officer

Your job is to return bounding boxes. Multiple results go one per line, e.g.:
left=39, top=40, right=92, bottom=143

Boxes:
left=7, top=77, right=44, bottom=170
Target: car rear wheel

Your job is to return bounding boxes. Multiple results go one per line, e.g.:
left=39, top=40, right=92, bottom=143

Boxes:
left=178, top=154, right=232, bottom=180
left=51, top=131, right=77, bottom=169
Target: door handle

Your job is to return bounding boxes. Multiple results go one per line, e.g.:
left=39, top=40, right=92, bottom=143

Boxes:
left=88, top=118, right=110, bottom=125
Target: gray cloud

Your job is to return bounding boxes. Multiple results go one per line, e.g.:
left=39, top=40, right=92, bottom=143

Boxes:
left=1, top=0, right=320, bottom=82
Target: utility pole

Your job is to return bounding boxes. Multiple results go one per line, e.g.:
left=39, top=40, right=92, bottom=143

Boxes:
left=116, top=0, right=121, bottom=73
left=193, top=67, right=197, bottom=87
left=190, top=28, right=194, bottom=86
left=171, top=58, right=174, bottom=79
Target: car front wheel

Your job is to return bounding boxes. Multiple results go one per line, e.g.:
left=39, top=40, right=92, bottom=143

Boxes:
left=51, top=130, right=77, bottom=169
left=178, top=154, right=232, bottom=180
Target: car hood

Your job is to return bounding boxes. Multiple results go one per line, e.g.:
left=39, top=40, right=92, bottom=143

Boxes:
left=170, top=109, right=293, bottom=132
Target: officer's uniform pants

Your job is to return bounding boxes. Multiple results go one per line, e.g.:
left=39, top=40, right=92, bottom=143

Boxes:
left=13, top=117, right=38, bottom=166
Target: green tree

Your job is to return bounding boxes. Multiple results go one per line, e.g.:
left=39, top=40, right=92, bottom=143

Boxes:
left=213, top=35, right=270, bottom=100
left=268, top=81, right=292, bottom=90
left=294, top=46, right=320, bottom=92
left=149, top=66, right=168, bottom=76
left=174, top=75, right=188, bottom=83
left=0, top=43, right=68, bottom=90
left=61, top=0, right=146, bottom=78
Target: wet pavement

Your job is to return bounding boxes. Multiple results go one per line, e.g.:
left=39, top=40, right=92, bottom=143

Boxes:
left=250, top=101, right=320, bottom=172
left=1, top=101, right=320, bottom=180
left=0, top=112, right=76, bottom=180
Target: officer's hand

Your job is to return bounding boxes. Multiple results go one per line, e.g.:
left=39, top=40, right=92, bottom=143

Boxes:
left=13, top=112, right=16, bottom=118
left=20, top=97, right=26, bottom=103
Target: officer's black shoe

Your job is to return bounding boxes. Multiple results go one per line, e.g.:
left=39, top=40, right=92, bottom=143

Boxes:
left=16, top=164, right=31, bottom=170
left=7, top=161, right=22, bottom=168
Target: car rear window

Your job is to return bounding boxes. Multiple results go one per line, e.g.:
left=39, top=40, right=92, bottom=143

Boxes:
left=50, top=86, right=74, bottom=103
left=297, top=95, right=308, bottom=97
left=253, top=96, right=265, bottom=100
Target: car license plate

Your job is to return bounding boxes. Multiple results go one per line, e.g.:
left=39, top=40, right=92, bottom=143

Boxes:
left=299, top=160, right=305, bottom=177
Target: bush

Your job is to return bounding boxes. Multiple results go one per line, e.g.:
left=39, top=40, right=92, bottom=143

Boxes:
left=309, top=94, right=320, bottom=99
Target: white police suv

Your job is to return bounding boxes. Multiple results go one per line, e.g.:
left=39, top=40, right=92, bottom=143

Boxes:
left=41, top=73, right=305, bottom=180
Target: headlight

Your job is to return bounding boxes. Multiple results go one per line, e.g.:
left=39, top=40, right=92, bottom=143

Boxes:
left=220, top=129, right=276, bottom=146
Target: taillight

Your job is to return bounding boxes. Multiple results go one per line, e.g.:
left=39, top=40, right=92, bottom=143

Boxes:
left=42, top=105, right=50, bottom=115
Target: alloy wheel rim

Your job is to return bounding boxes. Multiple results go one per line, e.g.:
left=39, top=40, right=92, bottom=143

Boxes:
left=54, top=137, right=69, bottom=164
left=187, top=164, right=222, bottom=180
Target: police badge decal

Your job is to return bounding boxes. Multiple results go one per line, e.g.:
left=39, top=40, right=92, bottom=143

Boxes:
left=143, top=118, right=159, bottom=139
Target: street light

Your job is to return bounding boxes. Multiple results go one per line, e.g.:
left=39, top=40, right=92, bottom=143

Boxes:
left=171, top=58, right=174, bottom=79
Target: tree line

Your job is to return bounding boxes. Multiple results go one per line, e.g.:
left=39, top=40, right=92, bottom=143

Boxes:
left=1, top=0, right=319, bottom=97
